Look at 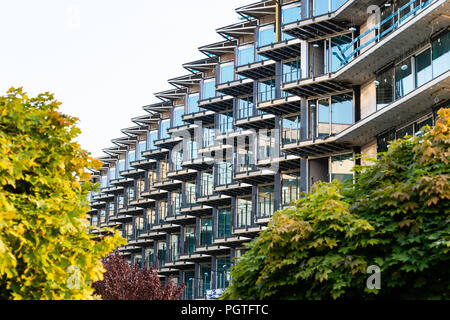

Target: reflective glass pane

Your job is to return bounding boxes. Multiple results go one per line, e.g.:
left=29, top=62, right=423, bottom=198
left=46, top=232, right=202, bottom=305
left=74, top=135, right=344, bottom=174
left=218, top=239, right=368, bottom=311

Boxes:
left=187, top=93, right=200, bottom=114
left=283, top=59, right=301, bottom=83
left=202, top=79, right=216, bottom=100
left=330, top=153, right=354, bottom=183
left=376, top=68, right=394, bottom=110
left=314, top=0, right=329, bottom=16
left=331, top=93, right=353, bottom=134
left=160, top=119, right=170, bottom=139
left=331, top=0, right=346, bottom=11
left=238, top=97, right=254, bottom=119
left=258, top=184, right=274, bottom=217
left=237, top=44, right=255, bottom=66
left=173, top=107, right=184, bottom=128
left=317, top=98, right=330, bottom=138
left=432, top=31, right=450, bottom=77
left=148, top=131, right=158, bottom=150
left=217, top=208, right=231, bottom=238
left=415, top=49, right=432, bottom=88
left=258, top=25, right=276, bottom=47
left=331, top=34, right=353, bottom=72
left=237, top=196, right=252, bottom=228
left=395, top=59, right=414, bottom=99
left=282, top=3, right=301, bottom=25
left=219, top=62, right=234, bottom=84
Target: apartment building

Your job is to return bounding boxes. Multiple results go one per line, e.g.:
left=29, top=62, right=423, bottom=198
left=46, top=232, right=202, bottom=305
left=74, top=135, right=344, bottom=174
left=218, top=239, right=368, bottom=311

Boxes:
left=88, top=0, right=450, bottom=300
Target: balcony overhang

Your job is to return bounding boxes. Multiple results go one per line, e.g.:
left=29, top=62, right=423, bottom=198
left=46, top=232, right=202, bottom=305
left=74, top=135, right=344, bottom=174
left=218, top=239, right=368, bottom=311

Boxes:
left=233, top=225, right=267, bottom=238
left=129, top=198, right=156, bottom=208
left=151, top=222, right=180, bottom=233
left=234, top=113, right=276, bottom=130
left=183, top=57, right=218, bottom=73
left=235, top=60, right=276, bottom=80
left=180, top=204, right=213, bottom=217
left=257, top=94, right=301, bottom=116
left=216, top=78, right=254, bottom=97
left=142, top=189, right=169, bottom=200
left=234, top=169, right=276, bottom=185
left=118, top=206, right=144, bottom=215
left=165, top=214, right=196, bottom=225
left=179, top=252, right=211, bottom=263
left=90, top=201, right=106, bottom=209
left=154, top=137, right=183, bottom=150
left=214, top=182, right=252, bottom=197
left=257, top=38, right=302, bottom=61
left=213, top=236, right=250, bottom=248
left=236, top=0, right=276, bottom=19
left=282, top=75, right=352, bottom=99
left=130, top=158, right=157, bottom=170
left=181, top=157, right=215, bottom=171
left=119, top=168, right=145, bottom=178
left=182, top=110, right=216, bottom=125
left=315, top=0, right=450, bottom=86
left=215, top=129, right=254, bottom=141
left=199, top=39, right=237, bottom=57
left=198, top=95, right=234, bottom=112
left=257, top=154, right=301, bottom=170
left=143, top=101, right=172, bottom=114
left=109, top=177, right=134, bottom=187
left=100, top=185, right=124, bottom=194
left=167, top=169, right=198, bottom=182
left=197, top=194, right=232, bottom=207
left=335, top=71, right=450, bottom=147
left=92, top=193, right=114, bottom=202
left=146, top=230, right=167, bottom=240
left=153, top=179, right=183, bottom=192
left=161, top=261, right=195, bottom=271
left=216, top=19, right=257, bottom=40
left=197, top=143, right=233, bottom=158
left=131, top=114, right=160, bottom=126
left=154, top=88, right=187, bottom=101
left=110, top=213, right=133, bottom=222
left=141, top=148, right=169, bottom=161
left=168, top=73, right=203, bottom=89
left=167, top=123, right=198, bottom=135
left=195, top=245, right=230, bottom=256
left=282, top=138, right=351, bottom=157
left=281, top=0, right=384, bottom=41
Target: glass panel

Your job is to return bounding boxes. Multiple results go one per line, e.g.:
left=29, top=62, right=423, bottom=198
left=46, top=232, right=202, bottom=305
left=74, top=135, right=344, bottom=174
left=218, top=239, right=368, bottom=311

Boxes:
left=282, top=171, right=301, bottom=206
left=237, top=146, right=253, bottom=172
left=100, top=175, right=107, bottom=189
left=282, top=115, right=301, bottom=145
left=109, top=166, right=116, bottom=182
left=331, top=0, right=346, bottom=11
left=160, top=160, right=168, bottom=181
left=137, top=140, right=146, bottom=160
left=185, top=182, right=196, bottom=206
left=331, top=34, right=353, bottom=72
left=219, top=112, right=233, bottom=134
left=169, top=234, right=180, bottom=262
left=199, top=264, right=211, bottom=298
left=317, top=98, right=330, bottom=138
left=127, top=150, right=135, bottom=169
left=217, top=208, right=232, bottom=238
left=237, top=97, right=254, bottom=119
left=147, top=208, right=156, bottom=228
left=283, top=59, right=301, bottom=83
left=172, top=191, right=181, bottom=216
left=218, top=161, right=233, bottom=185
left=184, top=225, right=196, bottom=254
left=203, top=127, right=215, bottom=147
left=217, top=257, right=231, bottom=289
left=202, top=78, right=216, bottom=100
left=187, top=93, right=200, bottom=114
left=184, top=271, right=195, bottom=300
left=396, top=123, right=414, bottom=139
left=258, top=79, right=276, bottom=102
left=331, top=93, right=353, bottom=135
left=432, top=31, right=450, bottom=77
left=258, top=184, right=274, bottom=218
left=415, top=116, right=433, bottom=136
left=118, top=159, right=126, bottom=177
left=99, top=209, right=106, bottom=224
left=159, top=201, right=168, bottom=223
left=376, top=68, right=395, bottom=110
left=237, top=44, right=255, bottom=66
left=282, top=2, right=301, bottom=25
left=219, top=62, right=234, bottom=84
left=187, top=140, right=197, bottom=160
left=237, top=196, right=252, bottom=228
left=117, top=196, right=124, bottom=209
left=201, top=171, right=213, bottom=196
left=173, top=107, right=184, bottom=128
left=314, top=0, right=329, bottom=16
left=258, top=130, right=275, bottom=160
left=330, top=153, right=354, bottom=183
left=200, top=217, right=212, bottom=246
left=258, top=25, right=276, bottom=48
left=377, top=130, right=395, bottom=153
left=160, top=119, right=170, bottom=140
left=395, top=59, right=414, bottom=99
left=415, top=48, right=432, bottom=88
left=148, top=131, right=158, bottom=151
left=172, top=151, right=183, bottom=171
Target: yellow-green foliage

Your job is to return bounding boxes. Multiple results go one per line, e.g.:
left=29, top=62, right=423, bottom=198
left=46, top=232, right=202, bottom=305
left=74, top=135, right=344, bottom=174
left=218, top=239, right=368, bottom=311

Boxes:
left=222, top=108, right=449, bottom=300
left=0, top=88, right=126, bottom=300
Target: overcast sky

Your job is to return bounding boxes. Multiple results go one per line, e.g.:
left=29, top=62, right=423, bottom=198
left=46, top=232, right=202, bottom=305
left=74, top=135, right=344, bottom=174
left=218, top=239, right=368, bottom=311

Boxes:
left=0, top=0, right=250, bottom=157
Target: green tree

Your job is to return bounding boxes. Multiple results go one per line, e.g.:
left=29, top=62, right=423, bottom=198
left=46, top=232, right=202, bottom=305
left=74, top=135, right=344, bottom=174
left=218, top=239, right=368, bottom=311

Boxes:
left=222, top=108, right=450, bottom=300
left=0, top=88, right=126, bottom=300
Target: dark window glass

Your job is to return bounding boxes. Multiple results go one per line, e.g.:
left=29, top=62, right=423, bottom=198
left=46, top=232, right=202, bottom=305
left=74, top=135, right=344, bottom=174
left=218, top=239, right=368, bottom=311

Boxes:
left=376, top=68, right=394, bottom=110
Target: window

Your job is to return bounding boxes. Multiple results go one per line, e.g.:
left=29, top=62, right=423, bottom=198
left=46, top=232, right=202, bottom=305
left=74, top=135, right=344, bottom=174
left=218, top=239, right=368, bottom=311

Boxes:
left=432, top=30, right=450, bottom=77
left=317, top=98, right=330, bottom=138
left=216, top=257, right=231, bottom=289
left=187, top=140, right=197, bottom=160
left=331, top=0, right=346, bottom=12
left=199, top=264, right=211, bottom=298
left=283, top=58, right=301, bottom=83
left=160, top=160, right=168, bottom=181
left=237, top=97, right=254, bottom=119
left=136, top=178, right=145, bottom=199
left=100, top=175, right=108, bottom=189
left=395, top=59, right=414, bottom=99
left=184, top=271, right=195, bottom=300
left=203, top=126, right=215, bottom=147
left=159, top=200, right=168, bottom=223
left=157, top=241, right=166, bottom=269
left=415, top=48, right=432, bottom=88
left=127, top=187, right=135, bottom=204
left=377, top=130, right=396, bottom=153
left=148, top=130, right=158, bottom=151
left=258, top=184, right=274, bottom=218
left=258, top=78, right=276, bottom=102
left=330, top=34, right=353, bottom=73
left=282, top=171, right=301, bottom=206
left=330, top=153, right=354, bottom=183
left=169, top=234, right=180, bottom=262
left=146, top=208, right=156, bottom=229
left=314, top=0, right=329, bottom=16
left=217, top=208, right=232, bottom=238
left=184, top=225, right=196, bottom=254
left=237, top=145, right=253, bottom=172
left=160, top=119, right=170, bottom=140
left=282, top=115, right=301, bottom=145
left=118, top=159, right=126, bottom=177
left=237, top=196, right=252, bottom=228
left=137, top=139, right=146, bottom=160
left=219, top=62, right=234, bottom=84
left=172, top=106, right=184, bottom=128
left=376, top=67, right=395, bottom=110
left=109, top=166, right=116, bottom=182
left=185, top=182, right=196, bottom=206
left=199, top=217, right=212, bottom=246
left=202, top=78, right=216, bottom=100
left=218, top=112, right=233, bottom=134
left=201, top=171, right=213, bottom=196
left=237, top=44, right=255, bottom=66
left=258, top=24, right=276, bottom=49
left=282, top=2, right=301, bottom=25
left=217, top=161, right=233, bottom=185
left=331, top=93, right=353, bottom=134
left=108, top=203, right=115, bottom=217
left=127, top=149, right=135, bottom=169
left=117, top=196, right=124, bottom=209
left=187, top=93, right=200, bottom=114
left=172, top=151, right=183, bottom=171
left=172, top=191, right=182, bottom=216
left=99, top=209, right=106, bottom=224
left=258, top=130, right=276, bottom=160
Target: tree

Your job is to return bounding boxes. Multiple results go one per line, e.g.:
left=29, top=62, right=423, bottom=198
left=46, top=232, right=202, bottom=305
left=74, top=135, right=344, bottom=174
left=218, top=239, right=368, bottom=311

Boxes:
left=0, top=88, right=126, bottom=300
left=93, top=251, right=185, bottom=300
left=222, top=108, right=450, bottom=300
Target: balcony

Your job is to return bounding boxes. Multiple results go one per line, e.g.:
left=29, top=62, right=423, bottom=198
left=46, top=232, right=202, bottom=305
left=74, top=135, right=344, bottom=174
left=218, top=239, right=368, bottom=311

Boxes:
left=167, top=169, right=198, bottom=182
left=167, top=123, right=198, bottom=136
left=256, top=38, right=302, bottom=61
left=128, top=197, right=156, bottom=208
left=129, top=158, right=156, bottom=170
left=198, top=95, right=234, bottom=113
left=99, top=185, right=124, bottom=194
left=92, top=192, right=114, bottom=202
left=257, top=154, right=301, bottom=171
left=282, top=138, right=351, bottom=157
left=196, top=194, right=232, bottom=207
left=179, top=205, right=213, bottom=217
left=181, top=156, right=215, bottom=171
left=234, top=168, right=276, bottom=185
left=214, top=182, right=252, bottom=197
left=233, top=225, right=267, bottom=238
left=152, top=179, right=183, bottom=192
left=141, top=148, right=170, bottom=161
left=216, top=78, right=254, bottom=97
left=118, top=168, right=145, bottom=179
left=109, top=176, right=134, bottom=187
left=213, top=235, right=250, bottom=248
left=235, top=60, right=276, bottom=80
left=141, top=188, right=168, bottom=201
left=154, top=136, right=183, bottom=150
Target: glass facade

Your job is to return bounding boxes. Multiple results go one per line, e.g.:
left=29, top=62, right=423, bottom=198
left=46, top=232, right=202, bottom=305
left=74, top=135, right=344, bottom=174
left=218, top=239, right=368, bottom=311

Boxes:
left=187, top=93, right=200, bottom=114
left=148, top=130, right=158, bottom=151
left=216, top=257, right=231, bottom=289
left=237, top=97, right=254, bottom=119
left=202, top=78, right=216, bottom=100
left=282, top=2, right=301, bottom=25
left=282, top=171, right=301, bottom=206
left=201, top=171, right=214, bottom=196
left=172, top=106, right=184, bottom=128
left=258, top=79, right=276, bottom=102
left=219, top=62, right=234, bottom=84
left=282, top=115, right=301, bottom=145
left=160, top=119, right=170, bottom=140
left=217, top=161, right=233, bottom=186
left=184, top=225, right=196, bottom=254
left=217, top=207, right=232, bottom=238
left=237, top=196, right=252, bottom=228
left=218, top=112, right=233, bottom=134
left=200, top=217, right=212, bottom=247
left=258, top=184, right=274, bottom=218
left=237, top=44, right=255, bottom=66
left=330, top=153, right=354, bottom=183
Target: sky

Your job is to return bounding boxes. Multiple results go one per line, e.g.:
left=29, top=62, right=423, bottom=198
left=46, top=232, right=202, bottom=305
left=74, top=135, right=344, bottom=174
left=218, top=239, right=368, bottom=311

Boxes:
left=0, top=0, right=250, bottom=158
